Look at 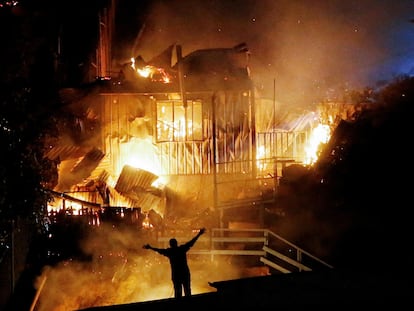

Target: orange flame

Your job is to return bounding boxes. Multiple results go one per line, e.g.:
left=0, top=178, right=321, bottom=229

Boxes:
left=304, top=123, right=331, bottom=165
left=130, top=57, right=171, bottom=83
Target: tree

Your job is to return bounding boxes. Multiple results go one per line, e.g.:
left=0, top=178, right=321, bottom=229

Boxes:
left=274, top=75, right=414, bottom=269
left=0, top=0, right=60, bottom=257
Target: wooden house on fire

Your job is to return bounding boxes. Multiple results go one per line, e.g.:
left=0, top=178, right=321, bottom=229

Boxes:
left=44, top=2, right=318, bottom=230
left=46, top=41, right=315, bottom=230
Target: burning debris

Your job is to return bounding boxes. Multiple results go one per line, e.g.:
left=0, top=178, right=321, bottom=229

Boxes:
left=44, top=39, right=355, bottom=233
left=37, top=31, right=369, bottom=308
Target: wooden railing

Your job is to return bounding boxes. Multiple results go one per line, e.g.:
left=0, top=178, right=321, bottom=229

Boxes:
left=157, top=228, right=333, bottom=274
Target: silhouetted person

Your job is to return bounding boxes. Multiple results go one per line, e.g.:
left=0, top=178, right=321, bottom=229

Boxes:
left=143, top=228, right=206, bottom=298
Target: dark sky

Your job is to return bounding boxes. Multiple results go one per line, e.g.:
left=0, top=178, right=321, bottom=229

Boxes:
left=113, top=0, right=414, bottom=105
left=3, top=0, right=412, bottom=105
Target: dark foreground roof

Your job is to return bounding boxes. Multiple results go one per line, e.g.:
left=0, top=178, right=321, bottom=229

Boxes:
left=77, top=268, right=414, bottom=310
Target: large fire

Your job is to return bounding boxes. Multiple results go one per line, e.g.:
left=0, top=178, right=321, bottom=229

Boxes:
left=33, top=226, right=253, bottom=311
left=131, top=57, right=172, bottom=83
left=38, top=33, right=353, bottom=310
left=40, top=100, right=335, bottom=310
left=304, top=123, right=331, bottom=166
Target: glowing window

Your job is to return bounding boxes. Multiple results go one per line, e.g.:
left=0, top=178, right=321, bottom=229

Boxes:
left=156, top=100, right=203, bottom=141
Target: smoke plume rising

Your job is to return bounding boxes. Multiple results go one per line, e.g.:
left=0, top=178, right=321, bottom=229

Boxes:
left=34, top=225, right=249, bottom=310
left=114, top=0, right=414, bottom=105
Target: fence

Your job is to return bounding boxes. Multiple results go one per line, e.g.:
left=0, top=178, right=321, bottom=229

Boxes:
left=156, top=228, right=333, bottom=274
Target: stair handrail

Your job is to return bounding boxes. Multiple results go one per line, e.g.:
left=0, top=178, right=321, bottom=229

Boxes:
left=263, top=229, right=334, bottom=270
left=156, top=227, right=333, bottom=271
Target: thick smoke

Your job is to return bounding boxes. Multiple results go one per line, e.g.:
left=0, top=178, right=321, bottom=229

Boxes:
left=114, top=0, right=414, bottom=105
left=34, top=2, right=414, bottom=308
left=34, top=225, right=249, bottom=310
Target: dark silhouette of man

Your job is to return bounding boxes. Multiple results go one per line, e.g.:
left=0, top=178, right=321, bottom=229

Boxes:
left=143, top=228, right=206, bottom=298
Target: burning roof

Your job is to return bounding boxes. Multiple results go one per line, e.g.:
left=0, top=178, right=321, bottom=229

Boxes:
left=111, top=43, right=252, bottom=93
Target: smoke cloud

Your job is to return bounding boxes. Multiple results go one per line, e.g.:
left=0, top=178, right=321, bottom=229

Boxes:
left=114, top=0, right=414, bottom=105
left=34, top=225, right=249, bottom=310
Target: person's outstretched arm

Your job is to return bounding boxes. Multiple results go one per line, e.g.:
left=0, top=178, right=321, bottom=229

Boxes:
left=143, top=244, right=165, bottom=255
left=184, top=228, right=206, bottom=248
left=143, top=243, right=153, bottom=250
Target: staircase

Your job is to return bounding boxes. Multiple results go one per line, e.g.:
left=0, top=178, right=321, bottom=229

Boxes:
left=156, top=228, right=333, bottom=274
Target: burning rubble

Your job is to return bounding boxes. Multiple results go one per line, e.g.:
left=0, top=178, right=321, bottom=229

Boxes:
left=44, top=42, right=256, bottom=227
left=43, top=40, right=352, bottom=235
left=34, top=39, right=363, bottom=310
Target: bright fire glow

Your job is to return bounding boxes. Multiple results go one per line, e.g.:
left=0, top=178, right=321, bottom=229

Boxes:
left=117, top=137, right=168, bottom=187
left=304, top=123, right=331, bottom=165
left=137, top=67, right=151, bottom=78
left=48, top=136, right=168, bottom=216
left=130, top=57, right=171, bottom=83
left=47, top=199, right=101, bottom=226
left=156, top=102, right=202, bottom=141
left=142, top=213, right=153, bottom=229
left=120, top=137, right=161, bottom=175
left=256, top=145, right=265, bottom=170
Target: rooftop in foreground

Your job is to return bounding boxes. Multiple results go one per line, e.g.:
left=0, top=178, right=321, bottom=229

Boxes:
left=77, top=268, right=414, bottom=310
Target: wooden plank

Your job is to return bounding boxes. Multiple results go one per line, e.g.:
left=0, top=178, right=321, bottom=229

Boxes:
left=211, top=237, right=266, bottom=243
left=260, top=257, right=291, bottom=274
left=157, top=236, right=266, bottom=243
left=262, top=246, right=312, bottom=272
left=189, top=249, right=266, bottom=256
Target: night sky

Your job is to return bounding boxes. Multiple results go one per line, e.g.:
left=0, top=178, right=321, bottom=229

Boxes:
left=2, top=0, right=414, bottom=103
left=113, top=0, right=414, bottom=105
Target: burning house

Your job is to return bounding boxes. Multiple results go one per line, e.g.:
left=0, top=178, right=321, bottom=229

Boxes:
left=5, top=2, right=410, bottom=310
left=44, top=2, right=331, bottom=233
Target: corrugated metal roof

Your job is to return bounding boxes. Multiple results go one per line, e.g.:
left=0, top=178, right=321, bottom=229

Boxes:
left=113, top=165, right=163, bottom=213
left=115, top=165, right=159, bottom=193
left=45, top=145, right=92, bottom=161
left=71, top=148, right=105, bottom=174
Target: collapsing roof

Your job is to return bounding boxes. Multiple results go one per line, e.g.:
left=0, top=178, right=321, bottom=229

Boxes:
left=111, top=43, right=253, bottom=93
left=46, top=43, right=255, bottom=218
left=114, top=165, right=164, bottom=213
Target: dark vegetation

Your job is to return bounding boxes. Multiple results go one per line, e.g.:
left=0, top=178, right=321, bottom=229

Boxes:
left=275, top=77, right=414, bottom=269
